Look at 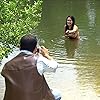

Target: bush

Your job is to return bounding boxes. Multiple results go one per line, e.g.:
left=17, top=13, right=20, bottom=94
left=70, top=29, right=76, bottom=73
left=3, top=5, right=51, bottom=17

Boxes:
left=0, top=0, right=43, bottom=59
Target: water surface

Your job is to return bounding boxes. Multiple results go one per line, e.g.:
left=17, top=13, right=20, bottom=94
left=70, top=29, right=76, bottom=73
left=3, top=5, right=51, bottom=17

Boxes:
left=36, top=0, right=100, bottom=100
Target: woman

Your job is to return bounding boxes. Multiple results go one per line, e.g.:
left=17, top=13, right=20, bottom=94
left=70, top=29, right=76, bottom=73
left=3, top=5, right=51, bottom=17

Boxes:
left=64, top=16, right=80, bottom=39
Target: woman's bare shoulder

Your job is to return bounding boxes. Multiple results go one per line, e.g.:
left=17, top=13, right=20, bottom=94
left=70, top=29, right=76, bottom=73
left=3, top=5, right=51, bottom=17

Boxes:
left=74, top=25, right=79, bottom=30
left=64, top=24, right=66, bottom=27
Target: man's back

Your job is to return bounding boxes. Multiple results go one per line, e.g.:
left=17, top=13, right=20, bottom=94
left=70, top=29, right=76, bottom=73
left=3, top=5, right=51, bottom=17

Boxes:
left=1, top=52, right=54, bottom=100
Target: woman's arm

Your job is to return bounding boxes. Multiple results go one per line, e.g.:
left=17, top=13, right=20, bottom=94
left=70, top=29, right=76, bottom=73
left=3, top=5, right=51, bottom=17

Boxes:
left=64, top=25, right=66, bottom=34
left=67, top=25, right=79, bottom=39
left=64, top=25, right=69, bottom=37
left=68, top=25, right=78, bottom=33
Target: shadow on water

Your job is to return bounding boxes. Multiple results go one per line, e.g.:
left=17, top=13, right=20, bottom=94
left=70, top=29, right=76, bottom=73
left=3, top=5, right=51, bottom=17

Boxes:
left=64, top=38, right=80, bottom=59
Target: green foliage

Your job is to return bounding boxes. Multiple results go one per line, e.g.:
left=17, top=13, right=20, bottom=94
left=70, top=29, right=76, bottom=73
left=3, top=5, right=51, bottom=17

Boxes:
left=0, top=44, right=11, bottom=59
left=0, top=0, right=43, bottom=59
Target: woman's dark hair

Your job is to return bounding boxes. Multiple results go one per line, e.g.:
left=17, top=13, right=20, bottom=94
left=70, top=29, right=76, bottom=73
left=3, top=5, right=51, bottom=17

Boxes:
left=65, top=16, right=75, bottom=31
left=20, top=34, right=37, bottom=52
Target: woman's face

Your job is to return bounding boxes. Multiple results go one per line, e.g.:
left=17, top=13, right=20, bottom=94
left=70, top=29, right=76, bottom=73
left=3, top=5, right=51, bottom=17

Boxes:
left=67, top=17, right=73, bottom=27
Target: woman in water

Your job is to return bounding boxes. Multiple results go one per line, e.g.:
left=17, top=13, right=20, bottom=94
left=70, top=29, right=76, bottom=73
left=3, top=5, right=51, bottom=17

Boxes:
left=64, top=16, right=80, bottom=39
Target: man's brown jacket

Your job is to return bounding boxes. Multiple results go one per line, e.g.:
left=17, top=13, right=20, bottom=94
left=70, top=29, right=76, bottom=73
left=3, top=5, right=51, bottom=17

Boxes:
left=1, top=52, right=55, bottom=100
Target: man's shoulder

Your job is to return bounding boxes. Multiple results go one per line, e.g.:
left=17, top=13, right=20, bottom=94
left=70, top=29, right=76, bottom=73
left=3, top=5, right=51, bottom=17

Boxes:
left=3, top=53, right=36, bottom=70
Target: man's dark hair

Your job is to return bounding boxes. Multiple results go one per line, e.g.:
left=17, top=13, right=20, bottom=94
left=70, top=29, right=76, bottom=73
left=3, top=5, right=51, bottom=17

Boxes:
left=20, top=34, right=37, bottom=52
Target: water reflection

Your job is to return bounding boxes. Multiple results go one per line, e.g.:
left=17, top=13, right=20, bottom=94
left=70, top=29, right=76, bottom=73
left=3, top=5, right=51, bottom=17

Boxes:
left=75, top=63, right=100, bottom=97
left=86, top=0, right=96, bottom=28
left=64, top=38, right=79, bottom=59
left=37, top=0, right=100, bottom=99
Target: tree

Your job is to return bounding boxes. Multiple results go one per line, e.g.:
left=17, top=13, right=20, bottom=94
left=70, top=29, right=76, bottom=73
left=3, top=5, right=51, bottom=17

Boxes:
left=0, top=0, right=43, bottom=59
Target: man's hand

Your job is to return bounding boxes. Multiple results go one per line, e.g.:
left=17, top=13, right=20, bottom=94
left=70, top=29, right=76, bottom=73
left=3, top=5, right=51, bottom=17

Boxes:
left=40, top=46, right=53, bottom=60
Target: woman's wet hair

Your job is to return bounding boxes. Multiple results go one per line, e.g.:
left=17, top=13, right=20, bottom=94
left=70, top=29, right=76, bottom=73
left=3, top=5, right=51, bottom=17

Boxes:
left=20, top=34, right=37, bottom=52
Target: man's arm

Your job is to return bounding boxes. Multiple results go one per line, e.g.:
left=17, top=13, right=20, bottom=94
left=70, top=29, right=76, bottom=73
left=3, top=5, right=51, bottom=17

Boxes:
left=36, top=46, right=58, bottom=75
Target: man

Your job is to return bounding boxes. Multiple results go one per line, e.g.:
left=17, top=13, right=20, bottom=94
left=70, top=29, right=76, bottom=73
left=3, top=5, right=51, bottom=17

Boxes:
left=1, top=34, right=61, bottom=100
